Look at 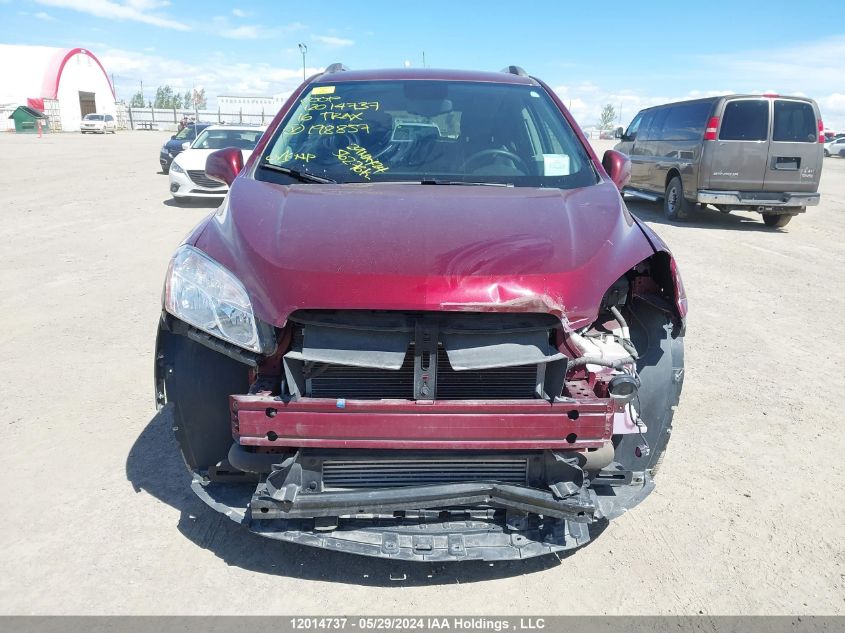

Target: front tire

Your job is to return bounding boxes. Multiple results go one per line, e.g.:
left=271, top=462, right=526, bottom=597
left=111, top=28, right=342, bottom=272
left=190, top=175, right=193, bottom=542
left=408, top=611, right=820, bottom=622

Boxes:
left=663, top=176, right=690, bottom=221
left=762, top=213, right=794, bottom=228
left=824, top=149, right=830, bottom=157
left=615, top=302, right=684, bottom=475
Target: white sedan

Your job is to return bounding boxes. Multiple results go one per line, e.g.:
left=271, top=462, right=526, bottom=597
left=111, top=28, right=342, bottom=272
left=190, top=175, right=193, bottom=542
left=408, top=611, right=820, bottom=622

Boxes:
left=169, top=125, right=267, bottom=201
left=824, top=137, right=845, bottom=158
left=80, top=113, right=116, bottom=133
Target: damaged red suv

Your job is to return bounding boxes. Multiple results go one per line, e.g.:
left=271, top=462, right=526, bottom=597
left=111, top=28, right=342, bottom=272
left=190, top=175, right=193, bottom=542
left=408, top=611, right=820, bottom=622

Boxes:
left=154, top=66, right=686, bottom=561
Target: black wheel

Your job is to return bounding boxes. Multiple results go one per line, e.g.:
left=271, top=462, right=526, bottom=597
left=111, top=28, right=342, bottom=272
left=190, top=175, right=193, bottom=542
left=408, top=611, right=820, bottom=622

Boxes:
left=614, top=301, right=684, bottom=475
left=663, top=176, right=689, bottom=220
left=762, top=213, right=793, bottom=228
left=824, top=149, right=830, bottom=157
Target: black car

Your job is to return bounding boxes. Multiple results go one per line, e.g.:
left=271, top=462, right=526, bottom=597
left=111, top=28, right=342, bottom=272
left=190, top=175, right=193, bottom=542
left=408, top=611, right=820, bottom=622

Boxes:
left=159, top=123, right=211, bottom=173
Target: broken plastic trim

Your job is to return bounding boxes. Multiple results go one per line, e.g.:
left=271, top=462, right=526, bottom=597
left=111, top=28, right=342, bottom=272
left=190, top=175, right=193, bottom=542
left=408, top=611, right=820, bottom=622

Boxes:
left=285, top=311, right=565, bottom=372
left=162, top=312, right=277, bottom=367
left=257, top=480, right=598, bottom=522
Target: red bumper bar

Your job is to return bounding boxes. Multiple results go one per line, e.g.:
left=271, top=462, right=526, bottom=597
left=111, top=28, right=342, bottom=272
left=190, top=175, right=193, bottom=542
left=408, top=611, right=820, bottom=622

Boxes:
left=231, top=396, right=613, bottom=450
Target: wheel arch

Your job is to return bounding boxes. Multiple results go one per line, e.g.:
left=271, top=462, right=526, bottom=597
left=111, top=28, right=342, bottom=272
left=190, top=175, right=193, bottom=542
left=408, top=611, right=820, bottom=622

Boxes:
left=664, top=168, right=682, bottom=192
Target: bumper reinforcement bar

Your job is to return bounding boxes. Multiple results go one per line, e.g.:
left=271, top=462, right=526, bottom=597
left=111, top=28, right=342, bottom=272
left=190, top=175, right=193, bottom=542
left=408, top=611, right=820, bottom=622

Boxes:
left=254, top=480, right=598, bottom=522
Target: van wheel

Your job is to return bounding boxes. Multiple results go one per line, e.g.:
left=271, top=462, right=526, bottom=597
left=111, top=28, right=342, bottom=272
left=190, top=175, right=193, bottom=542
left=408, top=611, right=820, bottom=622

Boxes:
left=762, top=213, right=793, bottom=228
left=663, top=176, right=689, bottom=220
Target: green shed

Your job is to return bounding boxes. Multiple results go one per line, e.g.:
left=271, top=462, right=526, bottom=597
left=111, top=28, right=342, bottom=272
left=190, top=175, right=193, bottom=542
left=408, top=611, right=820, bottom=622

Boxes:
left=8, top=106, right=49, bottom=134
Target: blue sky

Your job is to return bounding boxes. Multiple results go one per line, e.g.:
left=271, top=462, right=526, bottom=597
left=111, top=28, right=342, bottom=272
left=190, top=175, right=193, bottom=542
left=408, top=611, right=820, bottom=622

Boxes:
left=2, top=0, right=845, bottom=128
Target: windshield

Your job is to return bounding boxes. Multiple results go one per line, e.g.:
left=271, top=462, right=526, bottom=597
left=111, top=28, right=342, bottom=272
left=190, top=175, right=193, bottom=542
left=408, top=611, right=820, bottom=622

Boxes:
left=259, top=80, right=596, bottom=188
left=191, top=128, right=264, bottom=150
left=175, top=125, right=202, bottom=140
left=83, top=114, right=103, bottom=121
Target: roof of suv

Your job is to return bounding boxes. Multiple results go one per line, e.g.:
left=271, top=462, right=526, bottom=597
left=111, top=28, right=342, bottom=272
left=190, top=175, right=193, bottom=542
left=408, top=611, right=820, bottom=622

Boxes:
left=310, top=67, right=538, bottom=86
left=202, top=124, right=268, bottom=132
left=637, top=93, right=817, bottom=113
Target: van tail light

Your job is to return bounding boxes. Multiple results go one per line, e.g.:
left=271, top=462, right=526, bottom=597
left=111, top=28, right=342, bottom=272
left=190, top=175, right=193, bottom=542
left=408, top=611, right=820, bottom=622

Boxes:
left=704, top=116, right=719, bottom=141
left=819, top=119, right=825, bottom=143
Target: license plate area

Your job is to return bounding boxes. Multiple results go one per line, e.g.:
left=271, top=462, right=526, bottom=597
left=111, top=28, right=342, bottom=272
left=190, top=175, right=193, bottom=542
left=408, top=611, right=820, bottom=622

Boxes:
left=773, top=156, right=800, bottom=170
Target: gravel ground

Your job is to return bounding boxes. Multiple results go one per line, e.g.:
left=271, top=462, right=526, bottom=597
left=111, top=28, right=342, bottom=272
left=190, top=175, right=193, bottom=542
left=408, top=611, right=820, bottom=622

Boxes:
left=0, top=132, right=843, bottom=614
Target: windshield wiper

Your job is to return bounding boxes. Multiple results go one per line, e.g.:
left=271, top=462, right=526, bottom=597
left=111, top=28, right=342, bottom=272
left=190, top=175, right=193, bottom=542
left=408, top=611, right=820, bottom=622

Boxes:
left=420, top=179, right=512, bottom=187
left=260, top=163, right=336, bottom=184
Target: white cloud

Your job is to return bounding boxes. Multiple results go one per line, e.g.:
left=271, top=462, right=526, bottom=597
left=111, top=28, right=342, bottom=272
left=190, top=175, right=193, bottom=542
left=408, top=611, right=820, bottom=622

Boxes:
left=554, top=85, right=735, bottom=129
left=212, top=16, right=301, bottom=40
left=220, top=25, right=262, bottom=39
left=232, top=8, right=247, bottom=17
left=550, top=36, right=845, bottom=131
left=698, top=35, right=845, bottom=94
left=313, top=35, right=354, bottom=47
left=33, top=0, right=188, bottom=30
left=34, top=10, right=55, bottom=19
left=100, top=47, right=319, bottom=104
left=124, top=0, right=169, bottom=9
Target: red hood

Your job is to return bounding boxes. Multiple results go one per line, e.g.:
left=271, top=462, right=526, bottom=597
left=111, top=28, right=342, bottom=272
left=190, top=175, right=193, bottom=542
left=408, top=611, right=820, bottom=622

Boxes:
left=194, top=180, right=655, bottom=329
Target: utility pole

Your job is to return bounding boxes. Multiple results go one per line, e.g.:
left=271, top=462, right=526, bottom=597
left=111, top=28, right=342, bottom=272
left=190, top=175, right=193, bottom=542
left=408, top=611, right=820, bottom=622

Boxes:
left=298, top=43, right=308, bottom=81
left=422, top=51, right=426, bottom=68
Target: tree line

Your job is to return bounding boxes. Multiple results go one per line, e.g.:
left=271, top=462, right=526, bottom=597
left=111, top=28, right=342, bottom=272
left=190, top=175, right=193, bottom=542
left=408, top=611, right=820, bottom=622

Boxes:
left=129, top=85, right=207, bottom=110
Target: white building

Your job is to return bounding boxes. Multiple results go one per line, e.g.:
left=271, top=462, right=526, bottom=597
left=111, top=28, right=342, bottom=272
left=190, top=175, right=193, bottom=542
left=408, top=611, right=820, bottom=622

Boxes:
left=0, top=44, right=117, bottom=132
left=217, top=95, right=286, bottom=118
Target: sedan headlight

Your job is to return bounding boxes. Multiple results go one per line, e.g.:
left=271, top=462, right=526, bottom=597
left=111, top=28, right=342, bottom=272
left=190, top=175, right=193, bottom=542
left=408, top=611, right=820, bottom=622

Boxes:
left=164, top=245, right=263, bottom=353
left=170, top=161, right=185, bottom=175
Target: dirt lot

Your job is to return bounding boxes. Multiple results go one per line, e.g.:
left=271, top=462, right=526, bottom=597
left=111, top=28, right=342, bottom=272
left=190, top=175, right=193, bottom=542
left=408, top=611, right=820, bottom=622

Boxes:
left=0, top=132, right=843, bottom=615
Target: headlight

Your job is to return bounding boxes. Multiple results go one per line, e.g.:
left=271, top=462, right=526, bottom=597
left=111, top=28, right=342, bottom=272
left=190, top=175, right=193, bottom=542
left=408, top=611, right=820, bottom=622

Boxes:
left=170, top=162, right=185, bottom=175
left=164, top=245, right=262, bottom=353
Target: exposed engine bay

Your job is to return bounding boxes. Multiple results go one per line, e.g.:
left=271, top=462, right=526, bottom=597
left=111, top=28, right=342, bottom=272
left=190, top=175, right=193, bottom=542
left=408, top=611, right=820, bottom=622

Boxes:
left=156, top=255, right=684, bottom=561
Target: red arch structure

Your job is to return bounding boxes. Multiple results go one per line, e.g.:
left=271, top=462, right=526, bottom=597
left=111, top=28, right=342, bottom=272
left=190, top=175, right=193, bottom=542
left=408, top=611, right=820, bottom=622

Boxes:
left=38, top=47, right=115, bottom=102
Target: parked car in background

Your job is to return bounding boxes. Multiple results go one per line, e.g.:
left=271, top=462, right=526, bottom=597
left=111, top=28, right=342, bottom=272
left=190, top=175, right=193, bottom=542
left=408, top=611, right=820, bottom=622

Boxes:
left=159, top=122, right=211, bottom=173
left=615, top=94, right=824, bottom=227
left=823, top=136, right=845, bottom=157
left=80, top=113, right=115, bottom=134
left=154, top=65, right=687, bottom=561
left=168, top=124, right=266, bottom=201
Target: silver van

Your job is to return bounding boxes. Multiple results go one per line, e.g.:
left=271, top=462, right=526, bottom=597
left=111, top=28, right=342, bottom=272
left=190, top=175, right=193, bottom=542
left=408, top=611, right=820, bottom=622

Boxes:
left=614, top=95, right=823, bottom=227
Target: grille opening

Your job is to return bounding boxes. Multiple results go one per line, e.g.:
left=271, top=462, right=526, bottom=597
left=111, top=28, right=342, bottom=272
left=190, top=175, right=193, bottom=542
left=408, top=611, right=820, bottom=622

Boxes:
left=306, top=345, right=540, bottom=400
left=187, top=170, right=226, bottom=188
left=289, top=312, right=561, bottom=401
left=322, top=457, right=530, bottom=490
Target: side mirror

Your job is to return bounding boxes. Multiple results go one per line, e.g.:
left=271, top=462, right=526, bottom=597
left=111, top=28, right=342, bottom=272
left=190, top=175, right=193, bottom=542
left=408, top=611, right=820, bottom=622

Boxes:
left=181, top=141, right=191, bottom=150
left=206, top=147, right=244, bottom=187
left=170, top=134, right=177, bottom=140
left=602, top=149, right=631, bottom=192
left=614, top=126, right=624, bottom=139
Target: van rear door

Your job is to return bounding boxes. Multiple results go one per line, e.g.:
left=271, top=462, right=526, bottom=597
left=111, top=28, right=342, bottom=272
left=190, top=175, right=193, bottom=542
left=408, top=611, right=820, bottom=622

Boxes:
left=706, top=98, right=769, bottom=191
left=763, top=99, right=822, bottom=192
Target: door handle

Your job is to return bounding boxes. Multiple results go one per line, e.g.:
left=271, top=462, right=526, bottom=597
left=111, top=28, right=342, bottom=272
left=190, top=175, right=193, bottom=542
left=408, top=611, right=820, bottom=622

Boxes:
left=772, top=156, right=800, bottom=170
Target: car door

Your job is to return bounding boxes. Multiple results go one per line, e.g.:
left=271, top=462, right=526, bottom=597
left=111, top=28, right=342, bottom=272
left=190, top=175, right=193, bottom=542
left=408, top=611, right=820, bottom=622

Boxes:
left=628, top=110, right=654, bottom=189
left=763, top=99, right=822, bottom=192
left=641, top=107, right=670, bottom=193
left=657, top=101, right=712, bottom=198
left=706, top=98, right=769, bottom=191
